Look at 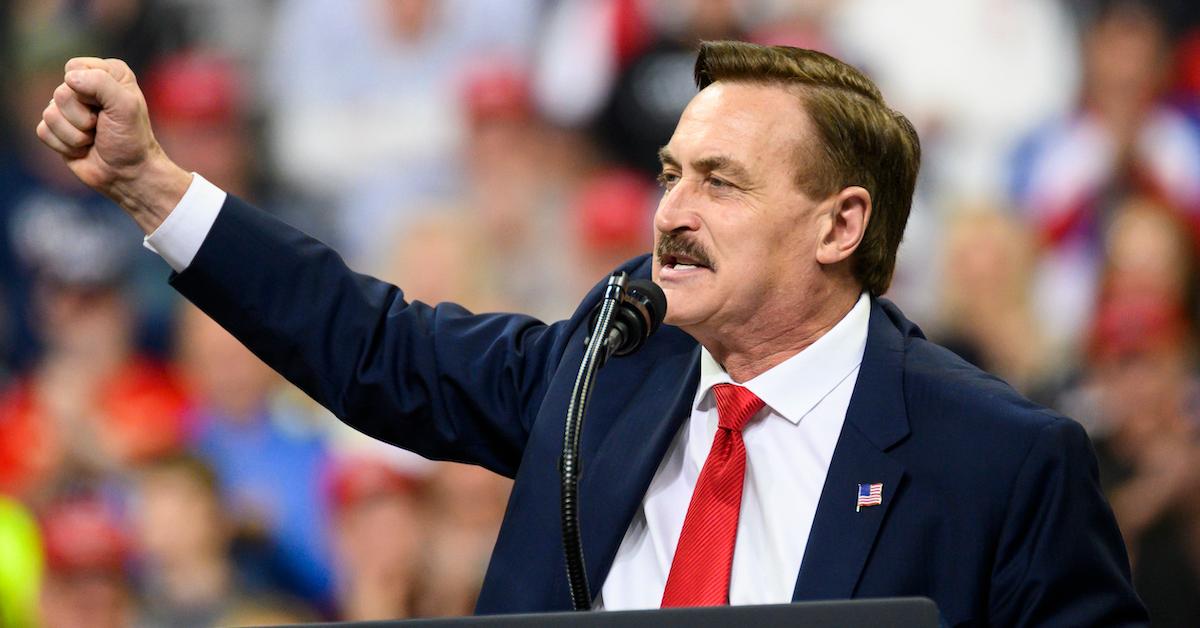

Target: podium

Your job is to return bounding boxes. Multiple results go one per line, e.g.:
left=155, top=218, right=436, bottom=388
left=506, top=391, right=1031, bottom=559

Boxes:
left=310, top=598, right=940, bottom=627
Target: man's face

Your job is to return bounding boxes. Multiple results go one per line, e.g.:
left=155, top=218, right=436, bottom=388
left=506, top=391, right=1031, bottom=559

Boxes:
left=653, top=81, right=828, bottom=334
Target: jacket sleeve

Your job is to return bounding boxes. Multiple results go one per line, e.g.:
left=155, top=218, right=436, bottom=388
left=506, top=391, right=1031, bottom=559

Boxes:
left=169, top=195, right=580, bottom=477
left=987, top=417, right=1149, bottom=626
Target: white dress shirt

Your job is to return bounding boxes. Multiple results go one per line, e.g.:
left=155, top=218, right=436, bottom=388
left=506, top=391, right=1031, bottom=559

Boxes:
left=597, top=295, right=868, bottom=609
left=146, top=174, right=870, bottom=610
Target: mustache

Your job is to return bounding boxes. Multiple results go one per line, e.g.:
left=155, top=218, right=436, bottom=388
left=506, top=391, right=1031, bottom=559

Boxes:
left=655, top=232, right=716, bottom=270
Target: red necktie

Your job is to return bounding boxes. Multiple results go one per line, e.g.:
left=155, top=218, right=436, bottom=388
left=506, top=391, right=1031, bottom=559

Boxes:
left=661, top=383, right=765, bottom=607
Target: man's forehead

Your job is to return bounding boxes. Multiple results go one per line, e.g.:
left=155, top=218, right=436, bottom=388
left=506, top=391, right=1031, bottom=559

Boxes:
left=664, top=82, right=809, bottom=165
left=683, top=80, right=805, bottom=122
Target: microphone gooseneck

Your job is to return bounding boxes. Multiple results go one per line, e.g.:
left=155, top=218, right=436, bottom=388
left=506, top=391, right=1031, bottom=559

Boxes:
left=561, top=272, right=667, bottom=610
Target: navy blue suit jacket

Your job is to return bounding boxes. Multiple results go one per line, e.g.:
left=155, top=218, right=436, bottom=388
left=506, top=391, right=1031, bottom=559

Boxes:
left=172, top=196, right=1147, bottom=626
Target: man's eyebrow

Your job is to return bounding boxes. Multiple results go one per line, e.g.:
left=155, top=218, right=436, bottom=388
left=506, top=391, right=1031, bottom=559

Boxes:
left=658, top=149, right=755, bottom=187
left=693, top=155, right=752, bottom=182
left=658, top=148, right=752, bottom=182
left=657, top=147, right=679, bottom=168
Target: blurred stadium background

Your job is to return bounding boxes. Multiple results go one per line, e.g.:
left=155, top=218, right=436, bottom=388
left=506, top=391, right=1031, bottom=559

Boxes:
left=2, top=0, right=1200, bottom=625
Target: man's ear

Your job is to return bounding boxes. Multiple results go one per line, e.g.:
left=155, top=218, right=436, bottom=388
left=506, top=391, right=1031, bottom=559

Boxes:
left=816, top=186, right=871, bottom=265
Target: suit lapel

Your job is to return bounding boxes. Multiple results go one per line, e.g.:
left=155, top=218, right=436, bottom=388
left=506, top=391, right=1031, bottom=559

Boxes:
left=578, top=326, right=700, bottom=601
left=792, top=429, right=906, bottom=600
left=793, top=299, right=912, bottom=601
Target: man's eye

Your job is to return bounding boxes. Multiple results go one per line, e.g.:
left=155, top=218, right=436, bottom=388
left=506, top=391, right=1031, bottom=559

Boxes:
left=707, top=176, right=731, bottom=189
left=656, top=172, right=680, bottom=188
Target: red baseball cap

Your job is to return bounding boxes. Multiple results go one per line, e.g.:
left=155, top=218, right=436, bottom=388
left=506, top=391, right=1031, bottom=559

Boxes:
left=462, top=63, right=532, bottom=125
left=574, top=169, right=655, bottom=252
left=143, top=51, right=243, bottom=125
left=326, top=458, right=420, bottom=514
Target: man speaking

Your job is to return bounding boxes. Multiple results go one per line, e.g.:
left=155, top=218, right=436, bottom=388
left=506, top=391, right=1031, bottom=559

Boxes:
left=37, top=41, right=1145, bottom=625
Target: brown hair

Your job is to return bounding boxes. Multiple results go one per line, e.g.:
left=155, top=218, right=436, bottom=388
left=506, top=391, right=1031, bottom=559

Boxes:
left=139, top=452, right=221, bottom=497
left=694, top=41, right=921, bottom=296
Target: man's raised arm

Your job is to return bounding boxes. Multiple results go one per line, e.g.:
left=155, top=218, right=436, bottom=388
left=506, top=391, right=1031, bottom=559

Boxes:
left=35, top=57, right=581, bottom=477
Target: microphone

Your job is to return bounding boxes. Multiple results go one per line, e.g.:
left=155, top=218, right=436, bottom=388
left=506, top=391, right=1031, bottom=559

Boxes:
left=587, top=278, right=668, bottom=359
left=562, top=273, right=667, bottom=610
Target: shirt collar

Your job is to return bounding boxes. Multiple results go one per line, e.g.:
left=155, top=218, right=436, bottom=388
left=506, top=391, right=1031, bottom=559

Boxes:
left=694, top=293, right=871, bottom=425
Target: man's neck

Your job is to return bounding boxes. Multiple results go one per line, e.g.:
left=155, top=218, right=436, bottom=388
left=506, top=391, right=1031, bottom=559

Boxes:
left=694, top=287, right=863, bottom=383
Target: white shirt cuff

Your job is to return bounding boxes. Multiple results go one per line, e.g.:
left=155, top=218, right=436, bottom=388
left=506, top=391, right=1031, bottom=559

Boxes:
left=142, top=172, right=227, bottom=272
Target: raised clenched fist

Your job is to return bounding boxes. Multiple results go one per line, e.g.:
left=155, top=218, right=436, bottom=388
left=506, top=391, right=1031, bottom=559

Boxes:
left=36, top=57, right=191, bottom=234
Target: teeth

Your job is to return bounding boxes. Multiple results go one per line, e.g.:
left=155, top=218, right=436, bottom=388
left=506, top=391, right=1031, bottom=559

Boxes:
left=675, top=263, right=698, bottom=270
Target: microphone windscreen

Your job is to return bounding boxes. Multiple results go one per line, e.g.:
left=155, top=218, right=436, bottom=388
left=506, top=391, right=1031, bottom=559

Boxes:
left=626, top=279, right=667, bottom=333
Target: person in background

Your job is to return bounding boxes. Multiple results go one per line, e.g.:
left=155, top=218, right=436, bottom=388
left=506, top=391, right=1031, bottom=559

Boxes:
left=263, top=0, right=542, bottom=208
left=1008, top=0, right=1200, bottom=351
left=1097, top=197, right=1199, bottom=327
left=38, top=495, right=134, bottom=628
left=416, top=462, right=512, bottom=617
left=0, top=26, right=133, bottom=372
left=363, top=62, right=582, bottom=320
left=458, top=63, right=579, bottom=322
left=0, top=211, right=188, bottom=499
left=371, top=207, right=499, bottom=309
left=934, top=208, right=1055, bottom=395
left=326, top=457, right=424, bottom=621
left=176, top=303, right=335, bottom=607
left=1074, top=298, right=1200, bottom=628
left=1051, top=194, right=1200, bottom=626
left=1, top=7, right=195, bottom=370
left=129, top=454, right=295, bottom=627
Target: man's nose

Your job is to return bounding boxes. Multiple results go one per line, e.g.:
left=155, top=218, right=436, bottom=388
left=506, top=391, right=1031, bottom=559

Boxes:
left=654, top=182, right=701, bottom=234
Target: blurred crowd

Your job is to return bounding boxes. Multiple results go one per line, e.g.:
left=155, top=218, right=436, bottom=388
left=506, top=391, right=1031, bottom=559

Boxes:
left=2, top=0, right=1200, bottom=626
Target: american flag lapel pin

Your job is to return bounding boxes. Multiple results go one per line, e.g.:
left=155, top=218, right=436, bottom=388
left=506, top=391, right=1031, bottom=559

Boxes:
left=857, top=483, right=883, bottom=512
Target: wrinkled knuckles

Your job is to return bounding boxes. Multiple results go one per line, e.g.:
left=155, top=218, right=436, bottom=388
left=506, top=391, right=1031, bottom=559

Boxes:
left=53, top=83, right=74, bottom=105
left=36, top=120, right=85, bottom=158
left=104, top=58, right=134, bottom=81
left=53, top=84, right=97, bottom=131
left=43, top=106, right=88, bottom=148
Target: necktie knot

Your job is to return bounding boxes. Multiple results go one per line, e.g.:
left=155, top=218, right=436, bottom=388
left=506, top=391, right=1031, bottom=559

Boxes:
left=711, top=384, right=764, bottom=432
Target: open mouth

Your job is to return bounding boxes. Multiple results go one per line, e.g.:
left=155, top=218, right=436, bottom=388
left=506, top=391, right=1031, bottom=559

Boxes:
left=656, top=233, right=715, bottom=279
left=660, top=252, right=712, bottom=272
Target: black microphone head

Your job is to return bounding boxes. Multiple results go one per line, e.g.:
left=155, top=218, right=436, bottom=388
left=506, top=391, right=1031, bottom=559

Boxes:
left=586, top=277, right=668, bottom=358
left=606, top=279, right=667, bottom=357
left=625, top=279, right=667, bottom=335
